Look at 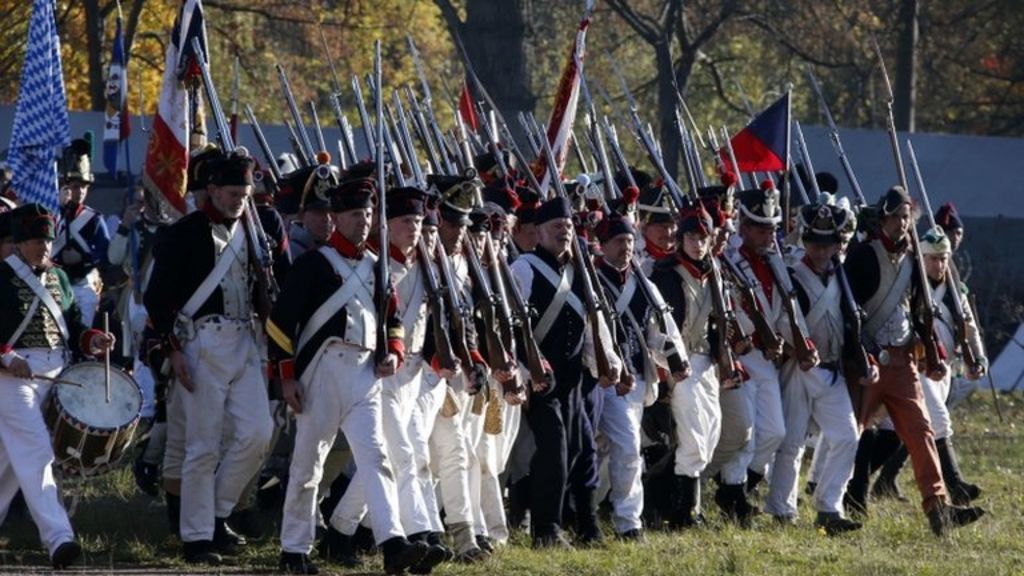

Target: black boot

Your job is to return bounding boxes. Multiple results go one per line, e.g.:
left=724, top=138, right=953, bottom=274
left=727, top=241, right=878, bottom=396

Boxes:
left=745, top=469, right=765, bottom=499
left=318, top=526, right=361, bottom=568
left=164, top=492, right=181, bottom=538
left=280, top=551, right=320, bottom=575
left=814, top=512, right=862, bottom=536
left=407, top=531, right=447, bottom=575
left=213, top=517, right=247, bottom=555
left=507, top=477, right=531, bottom=532
left=574, top=488, right=604, bottom=546
left=671, top=475, right=703, bottom=529
left=872, top=444, right=909, bottom=501
left=927, top=501, right=986, bottom=536
left=868, top=429, right=903, bottom=475
left=845, top=430, right=876, bottom=517
left=715, top=483, right=757, bottom=526
left=51, top=540, right=82, bottom=569
left=936, top=437, right=981, bottom=505
left=182, top=540, right=222, bottom=565
left=381, top=536, right=429, bottom=576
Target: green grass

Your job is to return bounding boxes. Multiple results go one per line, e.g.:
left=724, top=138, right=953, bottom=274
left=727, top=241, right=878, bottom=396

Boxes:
left=2, top=392, right=1022, bottom=575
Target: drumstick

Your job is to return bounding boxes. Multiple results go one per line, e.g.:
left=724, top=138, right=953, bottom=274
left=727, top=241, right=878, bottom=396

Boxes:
left=33, top=374, right=83, bottom=387
left=104, top=312, right=111, bottom=404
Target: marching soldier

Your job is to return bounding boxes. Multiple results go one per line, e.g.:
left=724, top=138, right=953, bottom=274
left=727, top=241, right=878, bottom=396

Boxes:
left=423, top=175, right=492, bottom=561
left=619, top=169, right=674, bottom=275
left=328, top=184, right=449, bottom=574
left=145, top=150, right=274, bottom=564
left=763, top=202, right=865, bottom=535
left=279, top=164, right=336, bottom=260
left=268, top=176, right=431, bottom=575
left=0, top=203, right=115, bottom=569
left=54, top=138, right=110, bottom=328
left=844, top=186, right=985, bottom=535
left=511, top=196, right=622, bottom=548
left=716, top=186, right=793, bottom=522
left=872, top=228, right=987, bottom=506
left=510, top=185, right=541, bottom=256
left=595, top=206, right=689, bottom=539
left=917, top=228, right=986, bottom=503
left=650, top=204, right=729, bottom=529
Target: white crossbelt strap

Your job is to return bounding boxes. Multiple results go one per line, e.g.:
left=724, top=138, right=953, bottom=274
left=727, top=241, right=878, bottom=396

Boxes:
left=296, top=246, right=375, bottom=355
left=52, top=209, right=94, bottom=256
left=863, top=242, right=913, bottom=339
left=523, top=254, right=584, bottom=342
left=4, top=254, right=69, bottom=341
left=178, top=222, right=245, bottom=320
left=599, top=272, right=654, bottom=373
left=400, top=263, right=426, bottom=328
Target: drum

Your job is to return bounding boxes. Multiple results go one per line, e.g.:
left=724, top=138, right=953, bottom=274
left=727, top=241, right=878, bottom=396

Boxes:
left=45, top=362, right=143, bottom=477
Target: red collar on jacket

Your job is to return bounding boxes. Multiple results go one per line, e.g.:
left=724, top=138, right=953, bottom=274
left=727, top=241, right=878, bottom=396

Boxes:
left=328, top=230, right=364, bottom=259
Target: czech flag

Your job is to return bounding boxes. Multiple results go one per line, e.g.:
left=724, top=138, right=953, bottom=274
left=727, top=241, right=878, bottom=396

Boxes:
left=725, top=92, right=790, bottom=173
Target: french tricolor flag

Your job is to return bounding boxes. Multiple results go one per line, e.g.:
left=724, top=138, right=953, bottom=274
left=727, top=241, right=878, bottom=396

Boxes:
left=725, top=92, right=790, bottom=174
left=102, top=14, right=130, bottom=175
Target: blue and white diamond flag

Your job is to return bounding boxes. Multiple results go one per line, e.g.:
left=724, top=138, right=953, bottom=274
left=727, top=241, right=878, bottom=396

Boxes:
left=7, top=0, right=71, bottom=214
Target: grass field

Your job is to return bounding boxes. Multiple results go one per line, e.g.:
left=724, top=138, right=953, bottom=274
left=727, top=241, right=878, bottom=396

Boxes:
left=1, top=391, right=1021, bottom=575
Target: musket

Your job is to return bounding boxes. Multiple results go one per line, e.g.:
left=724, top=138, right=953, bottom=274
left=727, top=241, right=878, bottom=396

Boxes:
left=872, top=39, right=944, bottom=377
left=806, top=65, right=867, bottom=207
left=906, top=140, right=983, bottom=375
left=190, top=39, right=278, bottom=319
left=482, top=235, right=521, bottom=391
left=968, top=292, right=1003, bottom=423
left=418, top=239, right=459, bottom=373
left=372, top=40, right=392, bottom=367
left=318, top=21, right=344, bottom=97
left=767, top=244, right=819, bottom=368
left=436, top=236, right=475, bottom=366
left=496, top=240, right=552, bottom=393
left=391, top=91, right=426, bottom=187
left=351, top=74, right=376, bottom=158
left=243, top=105, right=283, bottom=182
left=607, top=75, right=744, bottom=384
left=718, top=254, right=781, bottom=360
left=282, top=118, right=310, bottom=168
left=229, top=56, right=239, bottom=142
left=580, top=71, right=691, bottom=379
left=835, top=254, right=874, bottom=387
left=474, top=101, right=511, bottom=181
left=532, top=116, right=622, bottom=388
left=462, top=234, right=514, bottom=382
left=329, top=93, right=358, bottom=166
left=276, top=63, right=316, bottom=161
left=308, top=101, right=328, bottom=155
left=793, top=120, right=819, bottom=203
left=405, top=86, right=444, bottom=175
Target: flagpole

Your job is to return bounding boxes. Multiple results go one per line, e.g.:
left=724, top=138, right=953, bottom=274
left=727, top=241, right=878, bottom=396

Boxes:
left=783, top=87, right=792, bottom=237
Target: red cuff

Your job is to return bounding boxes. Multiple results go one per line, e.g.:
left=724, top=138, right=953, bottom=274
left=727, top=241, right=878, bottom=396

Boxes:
left=80, top=329, right=104, bottom=356
left=388, top=339, right=405, bottom=367
left=277, top=359, right=296, bottom=381
left=0, top=344, right=12, bottom=355
left=469, top=349, right=486, bottom=366
left=430, top=355, right=442, bottom=375
left=805, top=338, right=817, bottom=352
left=937, top=342, right=948, bottom=361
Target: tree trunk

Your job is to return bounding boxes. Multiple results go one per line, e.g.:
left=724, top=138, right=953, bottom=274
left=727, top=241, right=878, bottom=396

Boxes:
left=654, top=41, right=679, bottom=180
left=895, top=0, right=918, bottom=132
left=84, top=0, right=106, bottom=112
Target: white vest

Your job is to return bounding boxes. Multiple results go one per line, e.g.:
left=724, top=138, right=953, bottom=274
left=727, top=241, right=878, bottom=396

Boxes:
left=791, top=261, right=843, bottom=363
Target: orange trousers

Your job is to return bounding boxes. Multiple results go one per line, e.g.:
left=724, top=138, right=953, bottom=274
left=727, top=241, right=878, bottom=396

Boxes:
left=858, top=346, right=947, bottom=512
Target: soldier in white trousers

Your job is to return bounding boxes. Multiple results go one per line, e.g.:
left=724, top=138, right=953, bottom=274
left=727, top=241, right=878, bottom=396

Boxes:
left=145, top=152, right=274, bottom=564
left=764, top=202, right=866, bottom=534
left=651, top=204, right=739, bottom=528
left=717, top=186, right=792, bottom=521
left=267, top=176, right=434, bottom=575
left=0, top=203, right=115, bottom=569
left=595, top=206, right=689, bottom=538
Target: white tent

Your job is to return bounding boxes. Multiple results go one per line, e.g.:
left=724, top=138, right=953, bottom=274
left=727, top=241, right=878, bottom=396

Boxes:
left=990, top=323, right=1024, bottom=392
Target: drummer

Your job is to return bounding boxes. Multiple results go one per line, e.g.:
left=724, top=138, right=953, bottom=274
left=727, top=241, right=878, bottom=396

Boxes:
left=0, top=203, right=115, bottom=569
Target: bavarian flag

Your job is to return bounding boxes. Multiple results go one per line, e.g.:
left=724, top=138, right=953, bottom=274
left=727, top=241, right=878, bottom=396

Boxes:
left=725, top=92, right=790, bottom=173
